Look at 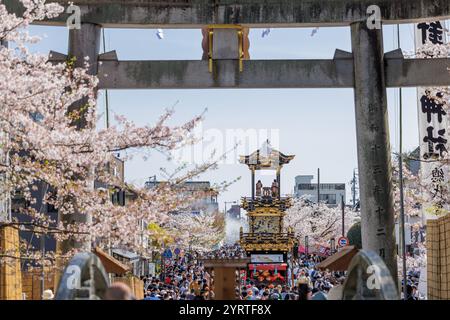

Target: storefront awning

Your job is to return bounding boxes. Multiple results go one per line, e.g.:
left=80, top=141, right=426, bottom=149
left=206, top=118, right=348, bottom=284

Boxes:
left=112, top=248, right=140, bottom=262
left=316, top=246, right=359, bottom=272
left=93, top=247, right=130, bottom=275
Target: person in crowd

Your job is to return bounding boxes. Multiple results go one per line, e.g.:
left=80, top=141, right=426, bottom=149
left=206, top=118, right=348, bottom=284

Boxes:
left=42, top=289, right=54, bottom=300
left=105, top=282, right=135, bottom=300
left=271, top=179, right=279, bottom=198
left=405, top=284, right=418, bottom=300
left=141, top=243, right=432, bottom=301
left=298, top=283, right=312, bottom=301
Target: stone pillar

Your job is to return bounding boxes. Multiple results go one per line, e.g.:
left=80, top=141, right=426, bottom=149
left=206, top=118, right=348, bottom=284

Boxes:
left=57, top=23, right=101, bottom=257
left=68, top=23, right=101, bottom=76
left=351, top=22, right=397, bottom=280
left=67, top=23, right=101, bottom=128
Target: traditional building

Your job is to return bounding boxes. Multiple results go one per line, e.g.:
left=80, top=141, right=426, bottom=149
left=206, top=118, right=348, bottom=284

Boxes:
left=145, top=180, right=219, bottom=215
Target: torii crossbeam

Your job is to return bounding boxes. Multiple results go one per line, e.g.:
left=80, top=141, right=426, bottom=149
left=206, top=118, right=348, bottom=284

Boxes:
left=4, top=0, right=450, bottom=27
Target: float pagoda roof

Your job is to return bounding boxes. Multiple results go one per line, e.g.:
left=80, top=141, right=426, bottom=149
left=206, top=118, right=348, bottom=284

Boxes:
left=239, top=141, right=294, bottom=170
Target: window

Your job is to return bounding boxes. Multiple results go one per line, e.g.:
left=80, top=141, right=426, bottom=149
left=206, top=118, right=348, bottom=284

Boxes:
left=319, top=194, right=336, bottom=204
left=298, top=184, right=315, bottom=190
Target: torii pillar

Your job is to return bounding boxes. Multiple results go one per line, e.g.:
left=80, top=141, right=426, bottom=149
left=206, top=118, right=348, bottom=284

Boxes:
left=351, top=21, right=397, bottom=280
left=57, top=23, right=101, bottom=256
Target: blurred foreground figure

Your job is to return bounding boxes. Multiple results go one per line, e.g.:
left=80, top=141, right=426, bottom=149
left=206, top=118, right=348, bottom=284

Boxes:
left=105, top=283, right=135, bottom=300
left=42, top=289, right=54, bottom=300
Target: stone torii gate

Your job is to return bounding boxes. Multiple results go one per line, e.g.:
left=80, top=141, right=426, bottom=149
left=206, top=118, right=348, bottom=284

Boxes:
left=5, top=0, right=450, bottom=281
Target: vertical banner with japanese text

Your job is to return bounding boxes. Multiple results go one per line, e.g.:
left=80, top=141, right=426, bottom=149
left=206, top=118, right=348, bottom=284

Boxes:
left=414, top=21, right=449, bottom=220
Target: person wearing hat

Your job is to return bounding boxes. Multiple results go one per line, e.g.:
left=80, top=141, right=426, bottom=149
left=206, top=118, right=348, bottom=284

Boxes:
left=42, top=289, right=54, bottom=300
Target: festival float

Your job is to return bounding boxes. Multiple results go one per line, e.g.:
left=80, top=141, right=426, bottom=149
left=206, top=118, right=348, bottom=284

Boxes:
left=239, top=141, right=298, bottom=286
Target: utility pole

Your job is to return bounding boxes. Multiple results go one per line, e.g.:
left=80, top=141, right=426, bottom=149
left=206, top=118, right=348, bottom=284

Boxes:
left=341, top=195, right=345, bottom=237
left=352, top=169, right=356, bottom=207
left=40, top=234, right=45, bottom=299
left=102, top=29, right=110, bottom=129
left=304, top=235, right=309, bottom=256
left=350, top=168, right=359, bottom=209
left=317, top=168, right=320, bottom=204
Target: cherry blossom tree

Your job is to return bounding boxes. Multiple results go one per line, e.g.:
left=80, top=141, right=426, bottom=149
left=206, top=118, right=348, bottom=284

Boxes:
left=0, top=0, right=226, bottom=268
left=283, top=197, right=359, bottom=247
left=164, top=211, right=225, bottom=253
left=392, top=159, right=423, bottom=222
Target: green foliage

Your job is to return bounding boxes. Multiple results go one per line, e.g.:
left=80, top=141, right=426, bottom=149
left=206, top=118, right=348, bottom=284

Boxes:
left=65, top=55, right=77, bottom=70
left=347, top=221, right=362, bottom=249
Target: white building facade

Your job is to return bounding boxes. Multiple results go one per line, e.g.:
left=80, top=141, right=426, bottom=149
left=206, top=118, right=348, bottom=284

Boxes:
left=294, top=175, right=346, bottom=206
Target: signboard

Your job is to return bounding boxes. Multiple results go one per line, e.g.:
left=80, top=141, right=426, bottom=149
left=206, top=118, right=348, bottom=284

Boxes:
left=414, top=20, right=449, bottom=220
left=317, top=245, right=331, bottom=257
left=251, top=254, right=284, bottom=263
left=395, top=223, right=412, bottom=246
left=338, top=236, right=349, bottom=247
left=162, top=249, right=173, bottom=259
left=418, top=265, right=427, bottom=299
left=148, top=263, right=156, bottom=276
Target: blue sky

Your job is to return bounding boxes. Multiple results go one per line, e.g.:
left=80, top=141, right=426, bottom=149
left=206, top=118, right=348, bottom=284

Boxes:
left=28, top=23, right=441, bottom=210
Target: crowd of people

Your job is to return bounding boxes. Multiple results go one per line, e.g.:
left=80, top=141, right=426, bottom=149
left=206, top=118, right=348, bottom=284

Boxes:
left=139, top=244, right=345, bottom=301
left=142, top=252, right=214, bottom=300
left=202, top=244, right=247, bottom=259
left=403, top=269, right=421, bottom=300
left=36, top=242, right=423, bottom=300
left=236, top=254, right=346, bottom=301
left=38, top=244, right=423, bottom=300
